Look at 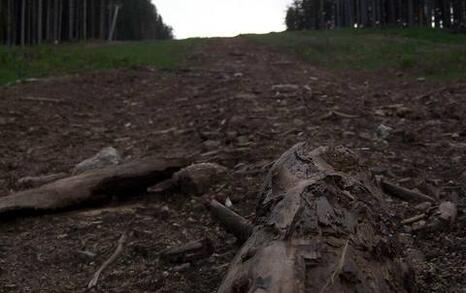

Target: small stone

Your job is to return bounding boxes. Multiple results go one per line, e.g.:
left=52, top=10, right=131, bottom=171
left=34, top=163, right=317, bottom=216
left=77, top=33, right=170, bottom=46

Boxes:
left=159, top=206, right=171, bottom=220
left=438, top=201, right=457, bottom=223
left=72, top=147, right=122, bottom=174
left=225, top=197, right=233, bottom=208
left=376, top=124, right=393, bottom=140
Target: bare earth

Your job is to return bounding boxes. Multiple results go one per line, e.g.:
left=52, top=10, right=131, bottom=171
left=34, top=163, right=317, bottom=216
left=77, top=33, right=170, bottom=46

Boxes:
left=0, top=38, right=465, bottom=293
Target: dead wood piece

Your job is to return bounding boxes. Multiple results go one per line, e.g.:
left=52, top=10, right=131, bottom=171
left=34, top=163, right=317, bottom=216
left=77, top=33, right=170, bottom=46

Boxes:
left=381, top=179, right=436, bottom=203
left=320, top=110, right=359, bottom=120
left=20, top=96, right=63, bottom=103
left=209, top=200, right=253, bottom=243
left=17, top=173, right=68, bottom=189
left=0, top=157, right=188, bottom=217
left=173, top=163, right=229, bottom=195
left=152, top=127, right=178, bottom=135
left=88, top=232, right=128, bottom=289
left=218, top=144, right=411, bottom=293
left=161, top=238, right=214, bottom=263
left=271, top=84, right=299, bottom=92
left=401, top=213, right=426, bottom=225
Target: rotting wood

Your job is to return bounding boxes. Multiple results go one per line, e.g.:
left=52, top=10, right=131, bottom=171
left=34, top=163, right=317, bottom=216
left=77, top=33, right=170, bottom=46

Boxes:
left=320, top=110, right=359, bottom=120
left=17, top=172, right=68, bottom=188
left=401, top=213, right=426, bottom=225
left=209, top=200, right=253, bottom=243
left=161, top=237, right=214, bottom=263
left=381, top=179, right=436, bottom=203
left=20, top=96, right=63, bottom=103
left=0, top=157, right=188, bottom=217
left=218, top=143, right=413, bottom=293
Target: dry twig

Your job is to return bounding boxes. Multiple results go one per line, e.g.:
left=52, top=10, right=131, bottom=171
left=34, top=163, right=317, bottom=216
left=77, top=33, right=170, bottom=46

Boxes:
left=88, top=232, right=129, bottom=289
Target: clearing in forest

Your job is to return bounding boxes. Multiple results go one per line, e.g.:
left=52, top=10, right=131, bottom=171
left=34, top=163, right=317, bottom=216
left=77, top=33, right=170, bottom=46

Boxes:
left=0, top=30, right=465, bottom=292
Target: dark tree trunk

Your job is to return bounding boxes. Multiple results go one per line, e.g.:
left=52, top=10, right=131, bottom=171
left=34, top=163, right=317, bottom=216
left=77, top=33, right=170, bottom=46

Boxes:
left=57, top=0, right=62, bottom=41
left=100, top=0, right=105, bottom=39
left=83, top=0, right=87, bottom=40
left=20, top=0, right=25, bottom=45
left=46, top=0, right=52, bottom=41
left=68, top=0, right=74, bottom=40
left=408, top=0, right=415, bottom=26
left=37, top=0, right=42, bottom=43
left=218, top=144, right=412, bottom=293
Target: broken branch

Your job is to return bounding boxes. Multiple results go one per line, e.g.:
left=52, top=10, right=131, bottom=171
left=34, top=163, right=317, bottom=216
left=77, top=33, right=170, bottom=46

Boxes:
left=401, top=213, right=426, bottom=225
left=161, top=238, right=214, bottom=263
left=209, top=200, right=252, bottom=243
left=381, top=179, right=436, bottom=203
left=88, top=232, right=128, bottom=289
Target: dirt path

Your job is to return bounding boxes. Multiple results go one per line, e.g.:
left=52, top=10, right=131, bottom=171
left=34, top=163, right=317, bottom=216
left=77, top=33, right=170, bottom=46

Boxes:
left=0, top=37, right=465, bottom=292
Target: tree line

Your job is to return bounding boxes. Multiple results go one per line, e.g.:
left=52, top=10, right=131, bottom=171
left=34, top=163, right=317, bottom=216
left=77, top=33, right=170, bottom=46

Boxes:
left=0, top=0, right=173, bottom=46
left=286, top=0, right=466, bottom=30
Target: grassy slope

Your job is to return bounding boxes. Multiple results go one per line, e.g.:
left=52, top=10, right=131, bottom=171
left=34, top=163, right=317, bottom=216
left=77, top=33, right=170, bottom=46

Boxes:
left=246, top=28, right=466, bottom=80
left=1, top=29, right=465, bottom=84
left=0, top=38, right=203, bottom=85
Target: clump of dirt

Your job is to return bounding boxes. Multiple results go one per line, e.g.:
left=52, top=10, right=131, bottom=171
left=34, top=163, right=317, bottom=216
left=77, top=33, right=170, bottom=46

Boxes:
left=0, top=37, right=464, bottom=292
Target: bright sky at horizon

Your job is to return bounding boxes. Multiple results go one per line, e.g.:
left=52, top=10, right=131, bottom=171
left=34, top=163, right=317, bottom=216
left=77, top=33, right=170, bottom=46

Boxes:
left=152, top=0, right=293, bottom=39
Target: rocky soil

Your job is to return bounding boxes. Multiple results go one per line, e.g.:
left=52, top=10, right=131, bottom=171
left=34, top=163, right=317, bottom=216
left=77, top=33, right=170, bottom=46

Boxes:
left=0, top=37, right=465, bottom=292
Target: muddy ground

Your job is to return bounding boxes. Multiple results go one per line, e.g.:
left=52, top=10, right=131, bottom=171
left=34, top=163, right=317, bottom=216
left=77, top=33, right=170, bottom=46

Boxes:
left=0, top=38, right=465, bottom=292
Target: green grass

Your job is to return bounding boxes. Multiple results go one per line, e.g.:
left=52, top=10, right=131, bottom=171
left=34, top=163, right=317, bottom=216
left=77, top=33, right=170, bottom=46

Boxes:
left=2, top=29, right=465, bottom=84
left=0, top=38, right=203, bottom=85
left=246, top=28, right=466, bottom=80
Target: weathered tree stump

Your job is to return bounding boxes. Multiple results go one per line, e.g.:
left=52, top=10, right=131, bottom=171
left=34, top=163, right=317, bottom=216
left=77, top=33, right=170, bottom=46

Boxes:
left=0, top=157, right=188, bottom=217
left=218, top=144, right=412, bottom=293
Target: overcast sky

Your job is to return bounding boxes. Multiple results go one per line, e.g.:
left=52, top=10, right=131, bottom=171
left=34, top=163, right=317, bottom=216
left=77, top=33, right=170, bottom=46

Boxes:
left=152, top=0, right=293, bottom=39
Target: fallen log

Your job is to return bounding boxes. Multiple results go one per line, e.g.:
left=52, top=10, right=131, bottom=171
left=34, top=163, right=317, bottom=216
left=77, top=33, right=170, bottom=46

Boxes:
left=0, top=157, right=188, bottom=217
left=218, top=144, right=412, bottom=293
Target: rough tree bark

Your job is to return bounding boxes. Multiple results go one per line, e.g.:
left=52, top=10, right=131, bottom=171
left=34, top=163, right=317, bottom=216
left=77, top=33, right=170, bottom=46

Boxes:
left=83, top=0, right=87, bottom=40
left=37, top=0, right=42, bottom=43
left=218, top=144, right=412, bottom=293
left=68, top=0, right=74, bottom=40
left=21, top=0, right=26, bottom=45
left=99, top=0, right=105, bottom=39
left=0, top=157, right=187, bottom=217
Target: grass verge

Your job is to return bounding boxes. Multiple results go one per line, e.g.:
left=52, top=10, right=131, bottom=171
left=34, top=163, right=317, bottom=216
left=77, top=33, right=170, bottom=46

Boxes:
left=0, top=38, right=203, bottom=85
left=246, top=28, right=466, bottom=80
